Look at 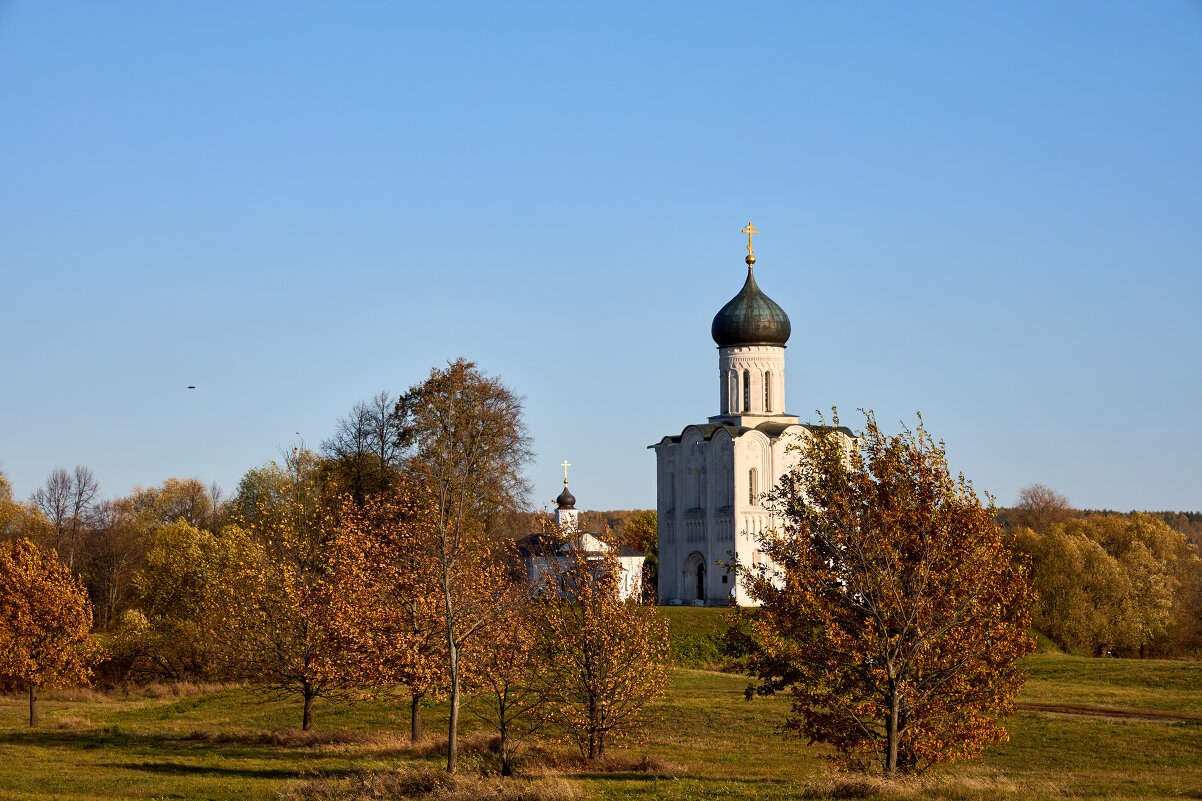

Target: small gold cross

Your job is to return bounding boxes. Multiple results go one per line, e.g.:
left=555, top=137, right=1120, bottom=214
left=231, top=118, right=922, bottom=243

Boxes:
left=741, top=222, right=759, bottom=256
left=560, top=460, right=572, bottom=482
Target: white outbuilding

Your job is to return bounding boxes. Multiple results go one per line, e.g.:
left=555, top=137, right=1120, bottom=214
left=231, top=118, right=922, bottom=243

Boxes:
left=516, top=480, right=646, bottom=603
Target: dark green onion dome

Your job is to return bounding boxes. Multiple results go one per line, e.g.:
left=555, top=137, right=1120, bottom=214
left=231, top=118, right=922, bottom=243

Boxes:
left=555, top=483, right=576, bottom=510
left=711, top=261, right=791, bottom=346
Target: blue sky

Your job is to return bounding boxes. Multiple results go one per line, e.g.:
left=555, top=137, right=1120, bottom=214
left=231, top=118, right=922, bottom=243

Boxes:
left=2, top=2, right=1200, bottom=512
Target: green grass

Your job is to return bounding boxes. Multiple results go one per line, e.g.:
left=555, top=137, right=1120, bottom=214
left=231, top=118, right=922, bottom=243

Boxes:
left=2, top=611, right=1201, bottom=800
left=663, top=606, right=733, bottom=668
left=1018, top=651, right=1202, bottom=713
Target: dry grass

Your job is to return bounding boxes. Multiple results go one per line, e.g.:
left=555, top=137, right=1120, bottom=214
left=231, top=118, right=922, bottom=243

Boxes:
left=41, top=686, right=104, bottom=702
left=799, top=773, right=934, bottom=799
left=947, top=775, right=1062, bottom=797
left=797, top=772, right=1063, bottom=800
left=518, top=745, right=680, bottom=776
left=179, top=728, right=393, bottom=749
left=280, top=763, right=584, bottom=801
left=47, top=715, right=92, bottom=729
left=35, top=681, right=238, bottom=702
left=134, top=681, right=234, bottom=698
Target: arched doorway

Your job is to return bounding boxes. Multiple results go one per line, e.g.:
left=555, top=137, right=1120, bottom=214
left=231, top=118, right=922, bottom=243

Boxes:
left=684, top=551, right=706, bottom=604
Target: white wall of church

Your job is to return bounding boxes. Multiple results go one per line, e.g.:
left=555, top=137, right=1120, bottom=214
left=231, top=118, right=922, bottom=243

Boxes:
left=654, top=424, right=810, bottom=606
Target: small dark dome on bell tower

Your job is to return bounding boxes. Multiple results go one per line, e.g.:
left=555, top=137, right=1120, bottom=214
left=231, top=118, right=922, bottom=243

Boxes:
left=555, top=483, right=576, bottom=510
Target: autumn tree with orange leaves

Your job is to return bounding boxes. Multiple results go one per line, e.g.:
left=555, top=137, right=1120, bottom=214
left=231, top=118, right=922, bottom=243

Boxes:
left=393, top=358, right=533, bottom=773
left=730, top=411, right=1035, bottom=775
left=323, top=491, right=446, bottom=741
left=216, top=449, right=345, bottom=730
left=471, top=585, right=549, bottom=775
left=0, top=539, right=100, bottom=726
left=533, top=531, right=671, bottom=760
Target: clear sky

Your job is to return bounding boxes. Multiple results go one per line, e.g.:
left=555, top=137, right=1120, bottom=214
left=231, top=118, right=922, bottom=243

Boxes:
left=2, top=2, right=1200, bottom=513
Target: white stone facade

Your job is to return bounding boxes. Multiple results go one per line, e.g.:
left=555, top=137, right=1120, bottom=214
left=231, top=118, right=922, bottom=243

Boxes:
left=525, top=535, right=645, bottom=603
left=652, top=416, right=816, bottom=606
left=651, top=252, right=853, bottom=606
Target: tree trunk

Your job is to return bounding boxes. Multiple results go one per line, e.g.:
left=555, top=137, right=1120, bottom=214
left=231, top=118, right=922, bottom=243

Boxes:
left=447, top=653, right=460, bottom=773
left=445, top=585, right=460, bottom=774
left=410, top=693, right=424, bottom=742
left=302, top=689, right=315, bottom=731
left=588, top=728, right=599, bottom=760
left=29, top=682, right=40, bottom=728
left=886, top=689, right=899, bottom=775
left=500, top=723, right=512, bottom=777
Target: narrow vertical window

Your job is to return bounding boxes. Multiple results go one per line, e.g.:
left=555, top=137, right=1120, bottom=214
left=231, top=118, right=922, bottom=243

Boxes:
left=749, top=467, right=758, bottom=505
left=764, top=371, right=772, bottom=412
left=743, top=369, right=751, bottom=412
left=729, top=370, right=738, bottom=413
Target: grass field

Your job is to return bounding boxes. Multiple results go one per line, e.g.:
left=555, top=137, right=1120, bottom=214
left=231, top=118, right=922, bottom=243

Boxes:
left=2, top=611, right=1200, bottom=800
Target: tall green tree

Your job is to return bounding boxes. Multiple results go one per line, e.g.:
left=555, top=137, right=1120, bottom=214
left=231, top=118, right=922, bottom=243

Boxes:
left=118, top=519, right=241, bottom=681
left=731, top=411, right=1035, bottom=775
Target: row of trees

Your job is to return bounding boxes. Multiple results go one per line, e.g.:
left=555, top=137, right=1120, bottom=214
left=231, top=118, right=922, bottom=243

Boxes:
left=0, top=359, right=670, bottom=774
left=1005, top=485, right=1202, bottom=657
left=0, top=469, right=223, bottom=632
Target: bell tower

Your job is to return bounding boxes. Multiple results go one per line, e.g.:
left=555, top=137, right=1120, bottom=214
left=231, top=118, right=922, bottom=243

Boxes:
left=709, top=222, right=797, bottom=427
left=554, top=460, right=578, bottom=532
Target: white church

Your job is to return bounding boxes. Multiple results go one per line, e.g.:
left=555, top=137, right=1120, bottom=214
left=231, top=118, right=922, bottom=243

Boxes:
left=650, top=224, right=854, bottom=606
left=516, top=479, right=646, bottom=603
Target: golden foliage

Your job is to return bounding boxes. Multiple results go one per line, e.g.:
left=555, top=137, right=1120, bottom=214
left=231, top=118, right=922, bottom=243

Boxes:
left=322, top=490, right=447, bottom=740
left=0, top=538, right=101, bottom=725
left=212, top=450, right=346, bottom=730
left=732, top=411, right=1035, bottom=775
left=1016, top=512, right=1202, bottom=656
left=391, top=358, right=533, bottom=773
left=532, top=530, right=671, bottom=760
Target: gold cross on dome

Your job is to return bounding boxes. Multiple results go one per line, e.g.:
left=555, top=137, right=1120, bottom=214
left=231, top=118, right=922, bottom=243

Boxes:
left=742, top=222, right=759, bottom=256
left=560, top=460, right=572, bottom=483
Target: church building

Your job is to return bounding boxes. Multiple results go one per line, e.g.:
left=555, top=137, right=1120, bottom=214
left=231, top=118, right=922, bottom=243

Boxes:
left=516, top=477, right=646, bottom=603
left=650, top=224, right=853, bottom=606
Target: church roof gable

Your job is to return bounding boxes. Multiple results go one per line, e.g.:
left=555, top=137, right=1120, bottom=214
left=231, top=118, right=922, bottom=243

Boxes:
left=649, top=421, right=855, bottom=448
left=515, top=531, right=645, bottom=560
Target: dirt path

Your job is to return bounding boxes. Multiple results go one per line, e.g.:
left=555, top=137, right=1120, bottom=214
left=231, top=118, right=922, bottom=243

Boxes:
left=1018, top=701, right=1202, bottom=723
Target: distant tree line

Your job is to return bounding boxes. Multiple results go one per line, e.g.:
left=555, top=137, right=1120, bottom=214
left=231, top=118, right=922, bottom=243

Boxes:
left=999, top=484, right=1202, bottom=657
